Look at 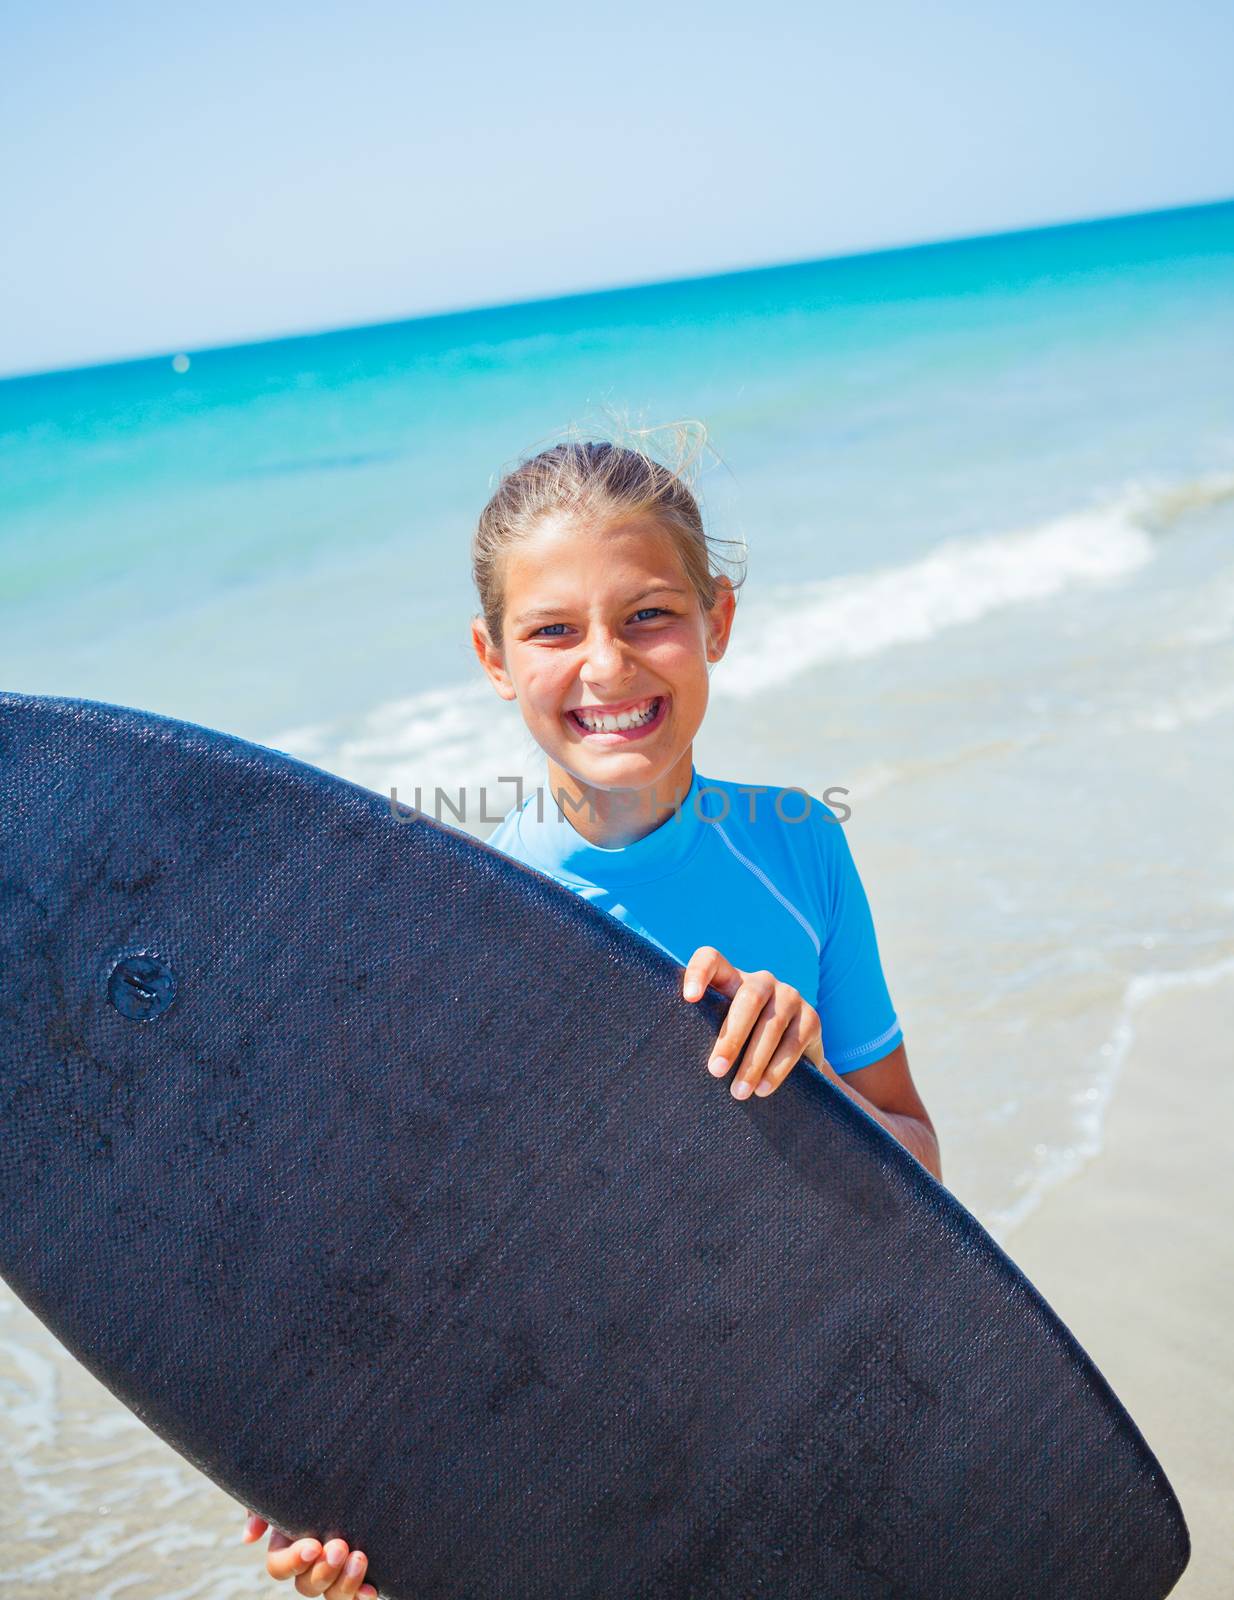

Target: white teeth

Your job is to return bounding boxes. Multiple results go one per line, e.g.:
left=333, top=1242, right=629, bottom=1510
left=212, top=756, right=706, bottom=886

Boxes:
left=574, top=697, right=659, bottom=732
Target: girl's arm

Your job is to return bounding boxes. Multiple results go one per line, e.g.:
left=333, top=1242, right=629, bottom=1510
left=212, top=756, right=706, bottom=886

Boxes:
left=818, top=1042, right=942, bottom=1182
left=682, top=949, right=942, bottom=1183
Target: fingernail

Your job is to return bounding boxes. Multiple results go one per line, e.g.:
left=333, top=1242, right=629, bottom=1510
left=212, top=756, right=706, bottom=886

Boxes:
left=347, top=1552, right=365, bottom=1576
left=708, top=1055, right=728, bottom=1076
left=731, top=1079, right=752, bottom=1099
left=299, top=1541, right=321, bottom=1562
left=684, top=981, right=701, bottom=1000
left=325, top=1540, right=347, bottom=1566
left=755, top=1078, right=774, bottom=1096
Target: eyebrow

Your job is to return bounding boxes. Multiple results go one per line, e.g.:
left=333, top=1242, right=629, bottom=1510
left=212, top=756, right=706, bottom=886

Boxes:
left=511, top=585, right=689, bottom=627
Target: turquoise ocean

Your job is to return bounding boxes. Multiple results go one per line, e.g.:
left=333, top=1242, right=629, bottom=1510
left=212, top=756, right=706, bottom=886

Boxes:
left=2, top=198, right=1234, bottom=1594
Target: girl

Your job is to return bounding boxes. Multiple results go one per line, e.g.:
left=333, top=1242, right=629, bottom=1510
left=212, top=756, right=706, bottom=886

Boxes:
left=240, top=428, right=940, bottom=1598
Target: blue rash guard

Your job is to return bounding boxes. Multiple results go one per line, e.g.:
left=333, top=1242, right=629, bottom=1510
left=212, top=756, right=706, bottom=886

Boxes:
left=484, top=763, right=904, bottom=1075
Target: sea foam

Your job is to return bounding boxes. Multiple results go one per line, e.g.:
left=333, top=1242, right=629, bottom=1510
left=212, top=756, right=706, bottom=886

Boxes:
left=991, top=950, right=1234, bottom=1238
left=712, top=473, right=1234, bottom=699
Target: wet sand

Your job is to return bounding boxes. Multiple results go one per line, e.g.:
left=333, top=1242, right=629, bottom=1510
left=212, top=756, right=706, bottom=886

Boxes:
left=1005, top=971, right=1234, bottom=1597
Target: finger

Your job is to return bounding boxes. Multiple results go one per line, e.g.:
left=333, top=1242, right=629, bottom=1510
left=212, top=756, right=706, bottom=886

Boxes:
left=707, top=970, right=775, bottom=1080
left=682, top=946, right=718, bottom=1001
left=754, top=1006, right=823, bottom=1096
left=324, top=1547, right=373, bottom=1599
left=729, top=983, right=795, bottom=1099
left=298, top=1538, right=350, bottom=1596
left=682, top=946, right=742, bottom=1002
left=267, top=1536, right=322, bottom=1582
left=242, top=1511, right=269, bottom=1543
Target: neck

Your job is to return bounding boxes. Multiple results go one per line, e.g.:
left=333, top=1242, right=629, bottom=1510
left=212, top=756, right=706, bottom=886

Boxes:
left=544, top=749, right=695, bottom=847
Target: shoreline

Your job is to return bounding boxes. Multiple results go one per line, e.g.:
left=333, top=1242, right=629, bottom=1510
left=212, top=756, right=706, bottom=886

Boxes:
left=1003, top=970, right=1234, bottom=1596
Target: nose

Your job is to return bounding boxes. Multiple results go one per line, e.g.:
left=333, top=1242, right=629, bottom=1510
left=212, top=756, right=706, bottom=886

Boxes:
left=580, top=628, right=636, bottom=688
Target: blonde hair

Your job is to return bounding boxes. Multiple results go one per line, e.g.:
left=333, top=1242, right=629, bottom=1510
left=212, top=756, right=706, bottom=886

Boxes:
left=471, top=419, right=747, bottom=652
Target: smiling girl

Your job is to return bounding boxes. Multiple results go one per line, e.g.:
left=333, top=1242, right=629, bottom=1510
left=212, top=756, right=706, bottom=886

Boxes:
left=475, top=432, right=939, bottom=1161
left=240, top=426, right=940, bottom=1598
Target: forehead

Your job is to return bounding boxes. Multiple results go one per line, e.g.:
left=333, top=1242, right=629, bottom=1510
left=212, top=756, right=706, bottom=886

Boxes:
left=505, top=513, right=689, bottom=589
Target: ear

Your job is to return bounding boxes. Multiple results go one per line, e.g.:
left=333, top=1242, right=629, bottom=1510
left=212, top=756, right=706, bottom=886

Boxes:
left=704, top=575, right=738, bottom=663
left=471, top=615, right=518, bottom=702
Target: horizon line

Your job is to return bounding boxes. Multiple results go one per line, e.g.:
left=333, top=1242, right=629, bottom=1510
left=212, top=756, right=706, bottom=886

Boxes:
left=5, top=190, right=1231, bottom=386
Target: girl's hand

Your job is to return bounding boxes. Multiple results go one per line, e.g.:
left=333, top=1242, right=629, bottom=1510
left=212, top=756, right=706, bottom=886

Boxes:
left=241, top=1509, right=378, bottom=1598
left=681, top=947, right=825, bottom=1099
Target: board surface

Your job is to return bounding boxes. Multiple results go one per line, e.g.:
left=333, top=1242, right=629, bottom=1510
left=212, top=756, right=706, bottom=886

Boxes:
left=0, top=690, right=1189, bottom=1598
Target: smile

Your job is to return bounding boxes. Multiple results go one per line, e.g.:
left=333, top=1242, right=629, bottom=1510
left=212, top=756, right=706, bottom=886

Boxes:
left=566, top=695, right=667, bottom=737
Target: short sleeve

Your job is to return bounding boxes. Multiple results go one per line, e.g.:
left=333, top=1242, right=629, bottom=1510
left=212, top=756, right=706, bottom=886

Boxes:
left=813, top=805, right=904, bottom=1073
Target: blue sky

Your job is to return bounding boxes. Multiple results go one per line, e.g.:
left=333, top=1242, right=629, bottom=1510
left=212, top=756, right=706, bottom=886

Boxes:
left=3, top=0, right=1232, bottom=377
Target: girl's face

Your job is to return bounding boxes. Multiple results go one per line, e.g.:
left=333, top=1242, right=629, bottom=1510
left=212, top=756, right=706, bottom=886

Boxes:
left=475, top=512, right=735, bottom=797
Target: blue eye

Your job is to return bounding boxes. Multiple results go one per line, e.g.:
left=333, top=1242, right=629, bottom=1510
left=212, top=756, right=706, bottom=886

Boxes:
left=532, top=608, right=669, bottom=638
